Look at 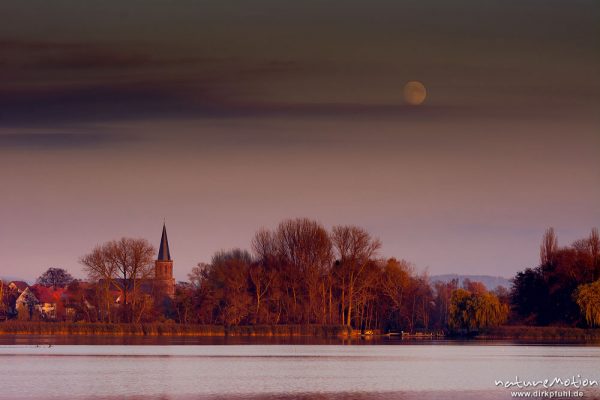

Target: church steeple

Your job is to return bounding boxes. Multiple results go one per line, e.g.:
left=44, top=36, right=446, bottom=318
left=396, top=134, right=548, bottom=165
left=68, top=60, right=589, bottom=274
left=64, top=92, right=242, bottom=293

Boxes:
left=155, top=223, right=174, bottom=298
left=157, top=223, right=171, bottom=261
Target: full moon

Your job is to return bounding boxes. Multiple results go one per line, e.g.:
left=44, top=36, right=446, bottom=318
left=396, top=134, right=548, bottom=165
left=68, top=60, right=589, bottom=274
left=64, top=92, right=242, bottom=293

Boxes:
left=403, top=81, right=427, bottom=106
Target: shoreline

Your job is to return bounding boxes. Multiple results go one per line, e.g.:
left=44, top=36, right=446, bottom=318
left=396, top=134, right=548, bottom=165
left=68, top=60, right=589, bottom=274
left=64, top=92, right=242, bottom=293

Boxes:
left=1, top=322, right=600, bottom=341
left=0, top=321, right=352, bottom=337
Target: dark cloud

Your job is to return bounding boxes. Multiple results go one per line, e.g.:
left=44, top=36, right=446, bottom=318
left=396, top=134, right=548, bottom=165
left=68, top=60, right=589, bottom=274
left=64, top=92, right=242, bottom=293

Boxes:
left=0, top=38, right=326, bottom=126
left=0, top=1, right=597, bottom=127
left=0, top=80, right=225, bottom=125
left=0, top=81, right=587, bottom=129
left=2, top=38, right=585, bottom=128
left=0, top=90, right=447, bottom=127
left=0, top=38, right=213, bottom=70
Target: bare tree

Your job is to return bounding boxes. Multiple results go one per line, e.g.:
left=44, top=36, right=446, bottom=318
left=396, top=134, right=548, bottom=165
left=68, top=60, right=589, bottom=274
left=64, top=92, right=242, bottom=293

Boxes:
left=275, top=218, right=333, bottom=323
left=252, top=229, right=278, bottom=265
left=251, top=228, right=283, bottom=323
left=352, top=259, right=380, bottom=331
left=432, top=278, right=458, bottom=329
left=80, top=238, right=154, bottom=323
left=109, top=238, right=155, bottom=322
left=331, top=225, right=381, bottom=327
left=590, top=228, right=600, bottom=258
left=540, top=227, right=558, bottom=265
left=189, top=262, right=210, bottom=289
left=410, top=272, right=433, bottom=332
left=248, top=262, right=275, bottom=324
left=380, top=258, right=413, bottom=328
left=211, top=249, right=253, bottom=325
left=80, top=243, right=118, bottom=322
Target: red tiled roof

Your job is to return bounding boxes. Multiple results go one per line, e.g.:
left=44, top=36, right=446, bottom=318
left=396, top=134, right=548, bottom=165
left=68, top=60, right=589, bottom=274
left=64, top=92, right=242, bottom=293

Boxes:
left=31, top=285, right=65, bottom=304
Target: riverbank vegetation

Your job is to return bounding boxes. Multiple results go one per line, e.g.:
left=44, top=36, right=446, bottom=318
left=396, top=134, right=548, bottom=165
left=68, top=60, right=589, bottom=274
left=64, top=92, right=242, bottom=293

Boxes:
left=2, top=220, right=599, bottom=337
left=0, top=321, right=350, bottom=337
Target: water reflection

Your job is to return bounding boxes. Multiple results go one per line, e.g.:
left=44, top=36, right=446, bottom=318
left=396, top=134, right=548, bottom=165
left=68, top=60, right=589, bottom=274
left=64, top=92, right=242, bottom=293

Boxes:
left=2, top=334, right=600, bottom=346
left=1, top=343, right=599, bottom=400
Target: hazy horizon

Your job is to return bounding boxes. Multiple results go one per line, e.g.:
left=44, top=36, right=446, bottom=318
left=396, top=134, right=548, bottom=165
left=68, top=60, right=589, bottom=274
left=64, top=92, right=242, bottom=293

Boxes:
left=1, top=0, right=598, bottom=282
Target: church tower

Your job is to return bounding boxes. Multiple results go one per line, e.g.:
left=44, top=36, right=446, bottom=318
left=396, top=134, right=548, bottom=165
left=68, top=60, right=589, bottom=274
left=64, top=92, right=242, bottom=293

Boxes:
left=155, top=223, right=175, bottom=298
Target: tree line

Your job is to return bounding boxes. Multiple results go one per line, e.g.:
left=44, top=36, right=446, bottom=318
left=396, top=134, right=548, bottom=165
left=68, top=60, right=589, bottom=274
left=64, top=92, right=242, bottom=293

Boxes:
left=511, top=227, right=600, bottom=327
left=3, top=220, right=599, bottom=332
left=79, top=218, right=510, bottom=332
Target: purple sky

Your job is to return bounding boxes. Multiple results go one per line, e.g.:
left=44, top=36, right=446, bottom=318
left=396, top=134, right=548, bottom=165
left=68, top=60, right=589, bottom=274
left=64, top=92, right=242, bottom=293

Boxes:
left=1, top=0, right=599, bottom=282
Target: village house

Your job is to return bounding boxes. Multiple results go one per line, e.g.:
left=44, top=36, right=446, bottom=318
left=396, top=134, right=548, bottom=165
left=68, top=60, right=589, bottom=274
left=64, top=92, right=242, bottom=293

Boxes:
left=0, top=280, right=32, bottom=318
left=8, top=281, right=29, bottom=294
left=1, top=224, right=175, bottom=322
left=32, top=285, right=64, bottom=320
left=15, top=287, right=38, bottom=320
left=60, top=282, right=96, bottom=322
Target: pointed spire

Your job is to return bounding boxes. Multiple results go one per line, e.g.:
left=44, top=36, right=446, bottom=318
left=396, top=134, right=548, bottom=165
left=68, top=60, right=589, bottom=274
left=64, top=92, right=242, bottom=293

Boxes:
left=157, top=223, right=171, bottom=261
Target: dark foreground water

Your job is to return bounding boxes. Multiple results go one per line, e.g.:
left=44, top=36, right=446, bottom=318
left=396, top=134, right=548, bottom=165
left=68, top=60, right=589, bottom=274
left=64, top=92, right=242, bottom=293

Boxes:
left=0, top=336, right=599, bottom=400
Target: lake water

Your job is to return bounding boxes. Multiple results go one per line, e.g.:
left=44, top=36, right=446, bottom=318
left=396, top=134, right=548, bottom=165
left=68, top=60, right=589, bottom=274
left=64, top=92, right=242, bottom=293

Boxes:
left=1, top=337, right=599, bottom=400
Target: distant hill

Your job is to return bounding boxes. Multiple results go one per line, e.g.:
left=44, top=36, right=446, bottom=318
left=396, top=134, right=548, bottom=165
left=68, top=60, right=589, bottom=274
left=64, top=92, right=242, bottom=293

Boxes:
left=430, top=274, right=512, bottom=290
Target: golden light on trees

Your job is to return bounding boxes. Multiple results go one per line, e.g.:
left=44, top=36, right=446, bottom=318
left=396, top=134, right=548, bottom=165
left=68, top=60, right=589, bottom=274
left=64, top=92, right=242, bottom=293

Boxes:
left=403, top=81, right=427, bottom=105
left=449, top=288, right=508, bottom=331
left=80, top=237, right=155, bottom=323
left=575, top=280, right=600, bottom=327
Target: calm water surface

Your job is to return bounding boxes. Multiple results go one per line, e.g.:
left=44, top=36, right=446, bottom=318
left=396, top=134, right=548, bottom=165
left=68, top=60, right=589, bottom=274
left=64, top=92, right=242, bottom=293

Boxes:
left=1, top=337, right=599, bottom=400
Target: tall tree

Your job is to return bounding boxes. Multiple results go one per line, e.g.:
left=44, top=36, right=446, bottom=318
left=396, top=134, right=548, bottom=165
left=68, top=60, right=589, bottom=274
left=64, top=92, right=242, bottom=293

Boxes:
left=108, top=238, right=155, bottom=322
left=432, top=278, right=458, bottom=329
left=331, top=225, right=380, bottom=327
left=379, top=258, right=412, bottom=331
left=591, top=228, right=600, bottom=281
left=80, top=243, right=118, bottom=322
left=173, top=283, right=195, bottom=324
left=510, top=267, right=548, bottom=324
left=80, top=238, right=154, bottom=323
left=248, top=262, right=275, bottom=324
left=36, top=267, right=74, bottom=289
left=411, top=273, right=433, bottom=331
left=275, top=218, right=333, bottom=324
left=251, top=229, right=280, bottom=323
left=540, top=227, right=558, bottom=265
left=207, top=249, right=253, bottom=325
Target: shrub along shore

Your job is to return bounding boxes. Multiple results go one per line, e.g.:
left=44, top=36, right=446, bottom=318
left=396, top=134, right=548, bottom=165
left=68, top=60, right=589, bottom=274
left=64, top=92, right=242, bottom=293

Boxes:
left=0, top=321, right=352, bottom=337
